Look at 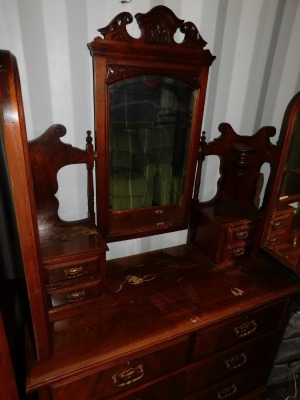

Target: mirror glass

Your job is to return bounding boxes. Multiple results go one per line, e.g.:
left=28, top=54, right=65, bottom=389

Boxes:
left=109, top=75, right=195, bottom=212
left=263, top=104, right=300, bottom=274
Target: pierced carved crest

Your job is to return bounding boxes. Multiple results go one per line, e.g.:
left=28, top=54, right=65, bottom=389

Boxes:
left=97, top=5, right=207, bottom=49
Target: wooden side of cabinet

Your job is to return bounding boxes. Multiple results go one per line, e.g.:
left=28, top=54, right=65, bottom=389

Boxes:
left=0, top=50, right=51, bottom=360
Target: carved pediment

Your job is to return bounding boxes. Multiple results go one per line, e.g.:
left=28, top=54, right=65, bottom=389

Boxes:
left=97, top=5, right=207, bottom=49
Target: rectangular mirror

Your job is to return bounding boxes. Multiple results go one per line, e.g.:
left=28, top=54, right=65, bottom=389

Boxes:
left=88, top=6, right=215, bottom=240
left=109, top=76, right=194, bottom=211
left=262, top=92, right=300, bottom=275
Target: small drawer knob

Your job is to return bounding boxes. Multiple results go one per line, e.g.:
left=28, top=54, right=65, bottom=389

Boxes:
left=64, top=266, right=84, bottom=278
left=66, top=289, right=86, bottom=302
left=235, top=230, right=248, bottom=240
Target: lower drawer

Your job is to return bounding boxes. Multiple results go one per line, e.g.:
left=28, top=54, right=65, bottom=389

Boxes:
left=222, top=240, right=252, bottom=263
left=52, top=339, right=189, bottom=400
left=47, top=279, right=102, bottom=308
left=112, top=373, right=186, bottom=400
left=185, top=330, right=278, bottom=394
left=184, top=362, right=270, bottom=400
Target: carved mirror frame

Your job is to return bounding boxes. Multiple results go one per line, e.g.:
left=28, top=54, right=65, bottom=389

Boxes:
left=88, top=6, right=215, bottom=241
left=261, top=92, right=300, bottom=276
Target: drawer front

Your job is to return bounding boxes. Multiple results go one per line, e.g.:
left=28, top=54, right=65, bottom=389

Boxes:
left=266, top=229, right=288, bottom=246
left=193, top=300, right=286, bottom=360
left=47, top=279, right=102, bottom=308
left=225, top=223, right=255, bottom=245
left=184, top=362, right=269, bottom=400
left=53, top=340, right=189, bottom=400
left=186, top=330, right=278, bottom=394
left=269, top=211, right=294, bottom=233
left=45, top=257, right=100, bottom=285
left=222, top=241, right=251, bottom=262
left=113, top=373, right=186, bottom=400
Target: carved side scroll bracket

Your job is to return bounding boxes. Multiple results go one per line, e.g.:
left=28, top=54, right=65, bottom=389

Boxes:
left=29, top=124, right=95, bottom=225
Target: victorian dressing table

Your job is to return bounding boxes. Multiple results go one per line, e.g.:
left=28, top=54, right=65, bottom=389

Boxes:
left=0, top=6, right=299, bottom=400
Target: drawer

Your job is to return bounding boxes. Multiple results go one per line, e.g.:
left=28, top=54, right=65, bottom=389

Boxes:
left=112, top=372, right=186, bottom=400
left=269, top=211, right=294, bottom=233
left=266, top=229, right=288, bottom=247
left=47, top=278, right=102, bottom=308
left=52, top=340, right=189, bottom=400
left=193, top=300, right=286, bottom=360
left=186, top=330, right=278, bottom=394
left=184, top=362, right=269, bottom=400
left=222, top=240, right=252, bottom=262
left=225, top=223, right=255, bottom=244
left=45, top=257, right=100, bottom=285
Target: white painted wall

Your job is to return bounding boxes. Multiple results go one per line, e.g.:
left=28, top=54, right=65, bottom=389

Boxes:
left=1, top=0, right=299, bottom=259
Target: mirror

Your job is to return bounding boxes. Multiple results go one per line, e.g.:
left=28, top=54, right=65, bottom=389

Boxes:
left=109, top=75, right=194, bottom=211
left=262, top=92, right=300, bottom=275
left=88, top=6, right=215, bottom=240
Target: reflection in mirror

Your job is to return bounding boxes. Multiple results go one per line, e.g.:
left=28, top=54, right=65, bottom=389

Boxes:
left=263, top=93, right=300, bottom=275
left=109, top=76, right=194, bottom=211
left=279, top=113, right=300, bottom=200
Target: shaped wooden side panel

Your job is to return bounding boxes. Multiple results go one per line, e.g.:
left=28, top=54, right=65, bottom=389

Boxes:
left=0, top=50, right=51, bottom=360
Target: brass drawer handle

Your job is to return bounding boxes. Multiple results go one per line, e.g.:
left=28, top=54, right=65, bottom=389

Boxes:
left=235, top=230, right=248, bottom=240
left=234, top=319, right=257, bottom=338
left=233, top=247, right=245, bottom=257
left=66, top=289, right=86, bottom=302
left=271, top=220, right=284, bottom=230
left=112, top=364, right=144, bottom=387
left=268, top=236, right=279, bottom=244
left=64, top=266, right=84, bottom=278
left=225, top=352, right=247, bottom=370
left=217, top=384, right=237, bottom=399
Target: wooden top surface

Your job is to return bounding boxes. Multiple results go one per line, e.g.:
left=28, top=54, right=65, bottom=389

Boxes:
left=26, top=245, right=300, bottom=390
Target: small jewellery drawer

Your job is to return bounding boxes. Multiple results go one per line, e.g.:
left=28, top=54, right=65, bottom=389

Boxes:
left=184, top=362, right=269, bottom=400
left=193, top=300, right=286, bottom=360
left=225, top=223, right=255, bottom=244
left=223, top=241, right=251, bottom=261
left=52, top=340, right=189, bottom=400
left=45, top=257, right=100, bottom=285
left=186, top=330, right=278, bottom=394
left=47, top=279, right=102, bottom=308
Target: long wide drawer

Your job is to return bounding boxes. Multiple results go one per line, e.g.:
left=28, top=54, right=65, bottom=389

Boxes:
left=193, top=299, right=286, bottom=360
left=184, top=361, right=270, bottom=400
left=186, top=330, right=278, bottom=394
left=109, top=373, right=186, bottom=400
left=52, top=339, right=189, bottom=400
